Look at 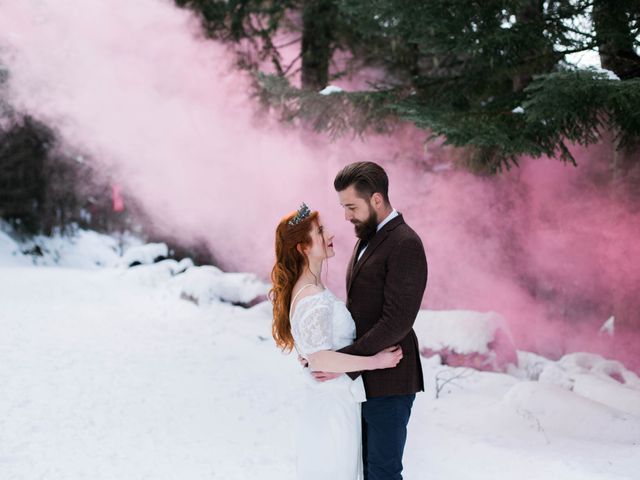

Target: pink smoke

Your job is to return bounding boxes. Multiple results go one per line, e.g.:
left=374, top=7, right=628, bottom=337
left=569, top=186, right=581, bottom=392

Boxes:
left=0, top=0, right=334, bottom=269
left=0, top=0, right=638, bottom=369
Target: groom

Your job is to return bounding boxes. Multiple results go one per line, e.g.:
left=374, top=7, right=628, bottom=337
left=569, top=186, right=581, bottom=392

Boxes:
left=315, top=161, right=428, bottom=480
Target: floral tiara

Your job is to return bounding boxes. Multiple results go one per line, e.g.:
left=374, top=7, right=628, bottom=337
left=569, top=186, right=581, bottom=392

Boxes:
left=288, top=203, right=311, bottom=226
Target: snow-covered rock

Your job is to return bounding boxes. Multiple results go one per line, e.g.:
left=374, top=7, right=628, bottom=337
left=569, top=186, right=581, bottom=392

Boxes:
left=122, top=258, right=195, bottom=288
left=508, top=350, right=554, bottom=381
left=555, top=352, right=640, bottom=387
left=175, top=258, right=194, bottom=273
left=20, top=229, right=124, bottom=268
left=171, top=265, right=270, bottom=306
left=501, top=381, right=640, bottom=443
left=121, top=242, right=169, bottom=267
left=122, top=258, right=267, bottom=306
left=414, top=310, right=517, bottom=371
left=573, top=373, right=640, bottom=417
left=538, top=362, right=575, bottom=389
left=538, top=352, right=640, bottom=417
left=123, top=259, right=183, bottom=287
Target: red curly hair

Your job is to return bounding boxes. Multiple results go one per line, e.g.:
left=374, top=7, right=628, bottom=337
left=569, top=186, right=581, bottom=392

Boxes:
left=269, top=210, right=319, bottom=352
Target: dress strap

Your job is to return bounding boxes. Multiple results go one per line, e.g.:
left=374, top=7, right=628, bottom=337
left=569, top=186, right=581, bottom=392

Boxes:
left=289, top=283, right=318, bottom=319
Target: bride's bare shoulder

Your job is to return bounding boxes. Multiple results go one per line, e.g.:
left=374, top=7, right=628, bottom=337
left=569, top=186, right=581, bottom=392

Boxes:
left=292, top=283, right=325, bottom=301
left=290, top=283, right=326, bottom=315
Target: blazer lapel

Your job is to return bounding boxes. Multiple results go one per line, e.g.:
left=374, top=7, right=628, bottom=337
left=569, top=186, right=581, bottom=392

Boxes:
left=346, top=239, right=361, bottom=291
left=347, top=214, right=405, bottom=294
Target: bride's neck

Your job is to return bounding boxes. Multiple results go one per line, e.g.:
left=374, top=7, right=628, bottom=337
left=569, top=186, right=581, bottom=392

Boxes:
left=299, top=260, right=323, bottom=286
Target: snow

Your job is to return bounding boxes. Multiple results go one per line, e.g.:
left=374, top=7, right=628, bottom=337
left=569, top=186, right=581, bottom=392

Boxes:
left=547, top=352, right=640, bottom=388
left=413, top=310, right=516, bottom=370
left=410, top=363, right=640, bottom=480
left=500, top=15, right=516, bottom=29
left=415, top=309, right=512, bottom=354
left=432, top=162, right=453, bottom=172
left=122, top=242, right=169, bottom=266
left=30, top=229, right=123, bottom=268
left=501, top=381, right=640, bottom=443
left=169, top=265, right=270, bottom=305
left=319, top=85, right=343, bottom=95
left=573, top=374, right=640, bottom=417
left=0, top=225, right=269, bottom=306
left=0, top=228, right=30, bottom=266
left=600, top=315, right=615, bottom=336
left=123, top=259, right=185, bottom=287
left=0, top=266, right=294, bottom=479
left=1, top=231, right=639, bottom=479
left=537, top=352, right=640, bottom=417
left=565, top=49, right=601, bottom=70
left=596, top=68, right=621, bottom=81
left=564, top=50, right=621, bottom=80
left=0, top=222, right=141, bottom=268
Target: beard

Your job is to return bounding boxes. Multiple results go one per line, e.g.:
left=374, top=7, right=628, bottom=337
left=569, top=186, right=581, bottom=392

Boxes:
left=352, top=207, right=378, bottom=242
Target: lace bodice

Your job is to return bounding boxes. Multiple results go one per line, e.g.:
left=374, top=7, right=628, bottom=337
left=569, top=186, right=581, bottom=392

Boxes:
left=290, top=289, right=357, bottom=356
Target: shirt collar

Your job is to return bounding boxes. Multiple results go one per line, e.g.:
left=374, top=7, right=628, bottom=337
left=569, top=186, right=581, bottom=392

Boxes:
left=377, top=209, right=399, bottom=232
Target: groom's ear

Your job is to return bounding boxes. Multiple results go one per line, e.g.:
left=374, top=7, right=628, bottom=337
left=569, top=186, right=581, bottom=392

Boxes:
left=371, top=192, right=384, bottom=208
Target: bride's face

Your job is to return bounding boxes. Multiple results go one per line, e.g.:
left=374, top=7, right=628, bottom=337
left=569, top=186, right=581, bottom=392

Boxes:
left=305, top=215, right=335, bottom=261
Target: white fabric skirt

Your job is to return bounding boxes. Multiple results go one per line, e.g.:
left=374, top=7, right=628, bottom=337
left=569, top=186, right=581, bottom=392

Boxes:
left=296, top=374, right=365, bottom=480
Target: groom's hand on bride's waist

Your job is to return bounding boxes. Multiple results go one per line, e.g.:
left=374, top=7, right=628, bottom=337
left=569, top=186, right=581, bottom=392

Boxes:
left=311, top=371, right=341, bottom=382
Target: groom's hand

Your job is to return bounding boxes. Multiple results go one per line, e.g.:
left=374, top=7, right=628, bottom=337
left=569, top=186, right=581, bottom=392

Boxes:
left=311, top=371, right=341, bottom=382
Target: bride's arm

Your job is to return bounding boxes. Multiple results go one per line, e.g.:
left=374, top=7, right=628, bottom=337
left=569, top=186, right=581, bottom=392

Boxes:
left=293, top=294, right=402, bottom=374
left=306, top=346, right=402, bottom=373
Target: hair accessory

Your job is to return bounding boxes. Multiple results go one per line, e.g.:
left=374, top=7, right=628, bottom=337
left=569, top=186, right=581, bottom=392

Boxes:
left=288, top=203, right=311, bottom=226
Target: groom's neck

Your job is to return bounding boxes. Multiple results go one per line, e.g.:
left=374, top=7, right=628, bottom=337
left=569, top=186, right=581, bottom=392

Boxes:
left=376, top=205, right=394, bottom=225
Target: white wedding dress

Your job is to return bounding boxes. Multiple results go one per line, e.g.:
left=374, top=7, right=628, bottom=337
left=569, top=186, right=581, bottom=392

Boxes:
left=290, top=286, right=366, bottom=480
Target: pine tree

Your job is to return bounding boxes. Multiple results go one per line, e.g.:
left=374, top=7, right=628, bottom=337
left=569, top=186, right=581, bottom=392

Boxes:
left=177, top=0, right=640, bottom=174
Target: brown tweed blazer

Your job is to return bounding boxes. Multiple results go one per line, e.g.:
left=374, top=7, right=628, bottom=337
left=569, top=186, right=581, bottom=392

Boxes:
left=338, top=213, right=427, bottom=398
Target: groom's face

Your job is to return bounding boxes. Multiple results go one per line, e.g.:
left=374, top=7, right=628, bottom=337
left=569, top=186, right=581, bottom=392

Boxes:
left=338, top=185, right=378, bottom=241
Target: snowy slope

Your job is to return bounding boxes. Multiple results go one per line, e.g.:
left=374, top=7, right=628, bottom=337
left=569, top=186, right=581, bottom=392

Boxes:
left=1, top=231, right=639, bottom=479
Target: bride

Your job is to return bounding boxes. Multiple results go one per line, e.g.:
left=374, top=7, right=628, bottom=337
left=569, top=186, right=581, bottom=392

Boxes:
left=270, top=203, right=403, bottom=480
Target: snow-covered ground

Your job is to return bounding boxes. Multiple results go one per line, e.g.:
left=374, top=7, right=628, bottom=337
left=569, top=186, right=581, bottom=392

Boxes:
left=1, top=227, right=639, bottom=479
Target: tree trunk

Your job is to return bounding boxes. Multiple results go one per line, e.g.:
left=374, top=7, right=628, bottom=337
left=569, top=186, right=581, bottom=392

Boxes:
left=593, top=0, right=640, bottom=80
left=512, top=0, right=555, bottom=92
left=300, top=0, right=337, bottom=91
left=0, top=118, right=50, bottom=234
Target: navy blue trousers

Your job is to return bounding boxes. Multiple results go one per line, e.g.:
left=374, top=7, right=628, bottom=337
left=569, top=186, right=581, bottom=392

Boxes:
left=362, top=394, right=416, bottom=480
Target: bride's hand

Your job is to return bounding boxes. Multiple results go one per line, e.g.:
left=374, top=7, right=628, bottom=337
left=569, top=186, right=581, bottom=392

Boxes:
left=372, top=345, right=403, bottom=370
left=297, top=353, right=309, bottom=368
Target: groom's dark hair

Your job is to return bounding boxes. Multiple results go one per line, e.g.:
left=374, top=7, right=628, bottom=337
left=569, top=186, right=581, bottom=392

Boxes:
left=334, top=161, right=390, bottom=204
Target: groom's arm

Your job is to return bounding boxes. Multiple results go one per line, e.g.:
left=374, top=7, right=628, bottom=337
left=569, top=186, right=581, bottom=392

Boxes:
left=337, top=236, right=427, bottom=378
